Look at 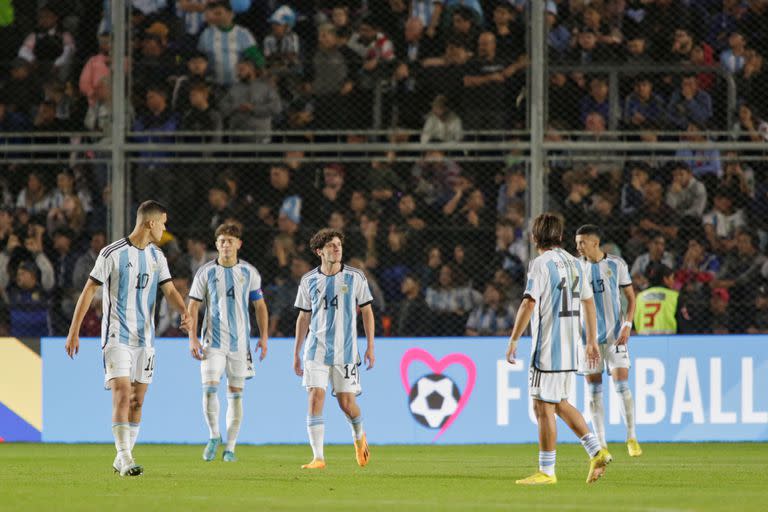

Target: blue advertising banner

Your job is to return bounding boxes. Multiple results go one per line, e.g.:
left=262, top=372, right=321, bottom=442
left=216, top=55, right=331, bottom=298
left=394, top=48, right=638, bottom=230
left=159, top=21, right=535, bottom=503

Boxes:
left=41, top=336, right=768, bottom=444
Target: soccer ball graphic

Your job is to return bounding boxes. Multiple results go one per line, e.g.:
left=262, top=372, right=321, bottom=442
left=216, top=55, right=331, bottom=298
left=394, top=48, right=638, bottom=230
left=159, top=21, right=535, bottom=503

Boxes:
left=408, top=373, right=461, bottom=429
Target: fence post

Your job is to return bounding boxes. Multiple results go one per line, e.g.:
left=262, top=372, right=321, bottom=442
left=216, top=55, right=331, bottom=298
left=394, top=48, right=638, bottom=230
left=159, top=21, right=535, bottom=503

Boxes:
left=528, top=0, right=546, bottom=235
left=110, top=1, right=127, bottom=240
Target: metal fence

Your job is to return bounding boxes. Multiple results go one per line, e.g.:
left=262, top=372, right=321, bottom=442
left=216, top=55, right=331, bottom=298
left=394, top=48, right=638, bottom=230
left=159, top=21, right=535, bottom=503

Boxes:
left=1, top=1, right=768, bottom=337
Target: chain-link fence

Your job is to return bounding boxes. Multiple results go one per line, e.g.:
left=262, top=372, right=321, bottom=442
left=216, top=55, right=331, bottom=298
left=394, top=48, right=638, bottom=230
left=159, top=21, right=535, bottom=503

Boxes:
left=2, top=1, right=768, bottom=337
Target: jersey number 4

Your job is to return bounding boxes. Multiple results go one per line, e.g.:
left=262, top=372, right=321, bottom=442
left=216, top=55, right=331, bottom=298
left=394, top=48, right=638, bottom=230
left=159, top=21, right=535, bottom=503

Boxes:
left=557, top=276, right=580, bottom=318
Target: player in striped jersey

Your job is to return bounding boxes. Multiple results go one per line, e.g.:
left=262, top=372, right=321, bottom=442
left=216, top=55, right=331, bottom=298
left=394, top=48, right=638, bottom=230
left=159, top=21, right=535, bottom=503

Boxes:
left=293, top=228, right=375, bottom=470
left=506, top=213, right=610, bottom=485
left=188, top=223, right=269, bottom=462
left=65, top=201, right=192, bottom=477
left=576, top=225, right=641, bottom=458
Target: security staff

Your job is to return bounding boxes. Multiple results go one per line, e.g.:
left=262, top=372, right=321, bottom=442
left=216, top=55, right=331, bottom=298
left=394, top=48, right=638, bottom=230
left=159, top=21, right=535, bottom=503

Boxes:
left=634, top=263, right=680, bottom=335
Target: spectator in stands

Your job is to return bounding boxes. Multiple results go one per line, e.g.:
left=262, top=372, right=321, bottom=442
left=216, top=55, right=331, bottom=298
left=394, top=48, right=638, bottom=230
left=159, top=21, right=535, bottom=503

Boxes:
left=79, top=32, right=110, bottom=106
left=256, top=164, right=298, bottom=228
left=197, top=0, right=257, bottom=86
left=706, top=0, right=744, bottom=53
left=263, top=4, right=301, bottom=94
left=411, top=150, right=462, bottom=208
left=721, top=152, right=755, bottom=201
left=308, top=163, right=350, bottom=224
left=706, top=287, right=731, bottom=334
left=411, top=0, right=442, bottom=39
left=623, top=30, right=652, bottom=65
left=446, top=6, right=480, bottom=52
left=667, top=74, right=713, bottom=129
left=395, top=273, right=431, bottom=336
left=420, top=36, right=473, bottom=112
left=675, top=237, right=720, bottom=294
left=623, top=75, right=667, bottom=129
left=195, top=184, right=233, bottom=232
left=366, top=154, right=404, bottom=208
left=711, top=230, right=768, bottom=327
left=16, top=172, right=53, bottom=215
left=545, top=1, right=570, bottom=60
left=720, top=30, right=749, bottom=74
left=84, top=76, right=111, bottom=137
left=179, top=232, right=215, bottom=279
left=133, top=21, right=178, bottom=97
left=51, top=169, right=92, bottom=214
left=176, top=0, right=208, bottom=44
left=425, top=262, right=481, bottom=336
left=675, top=122, right=722, bottom=178
left=634, top=180, right=680, bottom=242
left=6, top=261, right=49, bottom=337
left=589, top=191, right=622, bottom=242
left=579, top=75, right=610, bottom=127
left=495, top=2, right=527, bottom=63
left=548, top=72, right=581, bottom=129
left=18, top=4, right=76, bottom=81
left=72, top=230, right=106, bottom=291
left=267, top=254, right=312, bottom=337
left=32, top=99, right=69, bottom=135
left=132, top=85, right=179, bottom=205
left=304, top=23, right=355, bottom=130
left=735, top=50, right=768, bottom=116
left=392, top=192, right=427, bottom=234
left=747, top=285, right=768, bottom=334
left=0, top=93, right=31, bottom=134
left=465, top=282, right=516, bottom=336
left=180, top=81, right=223, bottom=142
left=46, top=194, right=85, bottom=237
left=493, top=218, right=526, bottom=282
left=630, top=232, right=676, bottom=287
left=732, top=101, right=768, bottom=143
left=496, top=165, right=526, bottom=217
left=665, top=161, right=708, bottom=220
left=566, top=28, right=614, bottom=64
left=276, top=194, right=303, bottom=241
left=2, top=58, right=41, bottom=117
left=561, top=169, right=592, bottom=235
left=703, top=187, right=747, bottom=254
left=172, top=51, right=219, bottom=114
left=49, top=227, right=78, bottom=330
left=421, top=94, right=463, bottom=143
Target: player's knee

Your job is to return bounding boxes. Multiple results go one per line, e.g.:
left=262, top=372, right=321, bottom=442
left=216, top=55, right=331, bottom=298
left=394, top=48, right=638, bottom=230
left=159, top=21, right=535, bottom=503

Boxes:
left=614, top=380, right=630, bottom=394
left=588, top=382, right=603, bottom=395
left=338, top=396, right=355, bottom=415
left=533, top=401, right=550, bottom=418
left=204, top=384, right=218, bottom=395
left=130, top=394, right=144, bottom=411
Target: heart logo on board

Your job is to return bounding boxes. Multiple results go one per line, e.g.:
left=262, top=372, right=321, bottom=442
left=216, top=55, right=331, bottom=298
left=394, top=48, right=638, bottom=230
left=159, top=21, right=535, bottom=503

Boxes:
left=400, top=348, right=477, bottom=442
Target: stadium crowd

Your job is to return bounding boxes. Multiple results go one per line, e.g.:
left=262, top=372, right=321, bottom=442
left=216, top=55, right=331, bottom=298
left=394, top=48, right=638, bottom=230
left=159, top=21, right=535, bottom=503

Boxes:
left=1, top=0, right=768, bottom=337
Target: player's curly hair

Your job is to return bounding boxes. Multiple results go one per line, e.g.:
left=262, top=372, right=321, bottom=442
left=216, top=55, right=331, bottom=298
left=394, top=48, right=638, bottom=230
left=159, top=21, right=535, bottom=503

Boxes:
left=215, top=223, right=242, bottom=239
left=309, top=228, right=345, bottom=253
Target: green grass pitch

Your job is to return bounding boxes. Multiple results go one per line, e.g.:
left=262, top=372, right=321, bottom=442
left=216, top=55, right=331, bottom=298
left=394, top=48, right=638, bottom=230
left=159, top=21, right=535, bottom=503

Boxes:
left=1, top=443, right=766, bottom=511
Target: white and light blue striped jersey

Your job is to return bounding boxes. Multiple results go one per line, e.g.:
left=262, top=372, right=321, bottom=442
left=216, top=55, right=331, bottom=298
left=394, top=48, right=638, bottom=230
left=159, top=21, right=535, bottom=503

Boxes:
left=89, top=238, right=172, bottom=348
left=189, top=259, right=263, bottom=354
left=524, top=248, right=593, bottom=372
left=581, top=254, right=632, bottom=345
left=175, top=0, right=207, bottom=36
left=197, top=24, right=257, bottom=86
left=294, top=265, right=373, bottom=366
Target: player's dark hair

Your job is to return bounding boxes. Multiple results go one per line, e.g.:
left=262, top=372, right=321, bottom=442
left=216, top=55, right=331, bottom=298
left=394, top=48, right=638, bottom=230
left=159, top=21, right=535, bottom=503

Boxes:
left=531, top=212, right=563, bottom=249
left=646, top=263, right=673, bottom=287
left=137, top=200, right=168, bottom=219
left=215, top=223, right=242, bottom=240
left=576, top=224, right=602, bottom=240
left=309, top=228, right=345, bottom=254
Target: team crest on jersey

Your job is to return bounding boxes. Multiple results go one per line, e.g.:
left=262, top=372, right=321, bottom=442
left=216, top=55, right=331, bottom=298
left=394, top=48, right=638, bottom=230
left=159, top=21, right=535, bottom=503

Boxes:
left=340, top=284, right=349, bottom=294
left=605, top=268, right=613, bottom=278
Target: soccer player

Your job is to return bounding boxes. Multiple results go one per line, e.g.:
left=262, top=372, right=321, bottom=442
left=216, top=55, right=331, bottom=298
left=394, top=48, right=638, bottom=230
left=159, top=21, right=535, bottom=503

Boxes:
left=293, top=228, right=375, bottom=469
left=188, top=223, right=269, bottom=462
left=65, top=201, right=192, bottom=477
left=575, top=225, right=641, bottom=458
left=506, top=213, right=610, bottom=485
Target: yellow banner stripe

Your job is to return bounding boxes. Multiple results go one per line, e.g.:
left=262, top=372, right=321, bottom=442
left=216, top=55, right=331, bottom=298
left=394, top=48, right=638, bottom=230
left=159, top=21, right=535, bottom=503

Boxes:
left=0, top=338, right=42, bottom=431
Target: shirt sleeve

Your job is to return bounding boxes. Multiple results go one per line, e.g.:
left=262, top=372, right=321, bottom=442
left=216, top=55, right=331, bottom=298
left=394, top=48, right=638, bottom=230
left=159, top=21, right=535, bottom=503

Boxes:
left=189, top=268, right=207, bottom=302
left=523, top=259, right=543, bottom=301
left=355, top=273, right=374, bottom=307
left=579, top=261, right=594, bottom=301
left=294, top=276, right=311, bottom=311
left=249, top=267, right=263, bottom=301
left=156, top=250, right=172, bottom=284
left=89, top=250, right=110, bottom=285
left=618, top=258, right=632, bottom=287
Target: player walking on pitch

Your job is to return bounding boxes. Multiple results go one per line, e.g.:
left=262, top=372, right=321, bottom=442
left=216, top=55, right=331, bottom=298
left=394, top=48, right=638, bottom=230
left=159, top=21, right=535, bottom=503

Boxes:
left=506, top=213, right=610, bottom=485
left=575, top=225, right=641, bottom=458
left=293, top=228, right=375, bottom=469
left=188, top=223, right=269, bottom=462
left=65, top=201, right=192, bottom=476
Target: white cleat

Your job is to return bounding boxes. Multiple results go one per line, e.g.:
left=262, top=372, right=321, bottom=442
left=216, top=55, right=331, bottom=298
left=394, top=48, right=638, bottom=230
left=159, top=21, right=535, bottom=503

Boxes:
left=119, top=459, right=144, bottom=477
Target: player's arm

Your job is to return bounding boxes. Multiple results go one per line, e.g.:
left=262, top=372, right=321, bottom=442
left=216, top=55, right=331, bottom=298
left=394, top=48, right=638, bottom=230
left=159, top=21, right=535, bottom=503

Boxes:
left=360, top=303, right=375, bottom=370
left=187, top=298, right=203, bottom=360
left=618, top=284, right=636, bottom=345
left=582, top=296, right=600, bottom=368
left=161, top=281, right=192, bottom=333
left=293, top=309, right=311, bottom=377
left=65, top=278, right=100, bottom=358
left=506, top=297, right=535, bottom=363
left=252, top=298, right=269, bottom=361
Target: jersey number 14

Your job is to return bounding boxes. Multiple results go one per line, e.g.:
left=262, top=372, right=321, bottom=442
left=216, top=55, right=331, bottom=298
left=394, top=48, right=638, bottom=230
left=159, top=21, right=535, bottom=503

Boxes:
left=557, top=276, right=580, bottom=318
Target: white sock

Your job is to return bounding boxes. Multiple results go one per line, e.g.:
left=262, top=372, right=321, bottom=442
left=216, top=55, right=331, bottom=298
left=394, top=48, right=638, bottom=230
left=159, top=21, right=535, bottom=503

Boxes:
left=307, top=415, right=324, bottom=460
left=225, top=392, right=243, bottom=452
left=615, top=380, right=636, bottom=440
left=346, top=415, right=364, bottom=441
left=588, top=382, right=606, bottom=447
left=203, top=385, right=220, bottom=439
left=129, top=422, right=140, bottom=450
left=580, top=433, right=602, bottom=458
left=112, top=423, right=132, bottom=465
left=538, top=450, right=556, bottom=476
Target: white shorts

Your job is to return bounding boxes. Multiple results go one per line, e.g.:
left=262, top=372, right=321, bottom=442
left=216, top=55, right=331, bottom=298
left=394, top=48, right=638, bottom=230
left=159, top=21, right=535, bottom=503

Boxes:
left=529, top=367, right=572, bottom=404
left=302, top=360, right=362, bottom=396
left=103, top=344, right=156, bottom=389
left=201, top=347, right=255, bottom=389
left=577, top=343, right=631, bottom=375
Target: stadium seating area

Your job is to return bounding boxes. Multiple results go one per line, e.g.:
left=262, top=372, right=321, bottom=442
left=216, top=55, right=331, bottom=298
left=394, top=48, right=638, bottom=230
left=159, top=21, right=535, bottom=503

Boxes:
left=1, top=0, right=768, bottom=337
